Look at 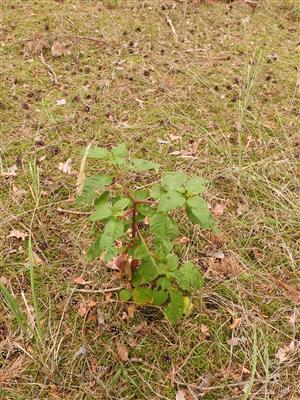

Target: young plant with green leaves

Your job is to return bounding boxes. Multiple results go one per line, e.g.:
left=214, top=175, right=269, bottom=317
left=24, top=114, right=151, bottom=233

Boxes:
left=78, top=144, right=218, bottom=324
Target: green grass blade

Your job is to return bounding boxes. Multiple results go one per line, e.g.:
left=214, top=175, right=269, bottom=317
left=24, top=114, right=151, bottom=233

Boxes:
left=0, top=281, right=27, bottom=329
left=243, top=326, right=258, bottom=400
left=28, top=236, right=42, bottom=342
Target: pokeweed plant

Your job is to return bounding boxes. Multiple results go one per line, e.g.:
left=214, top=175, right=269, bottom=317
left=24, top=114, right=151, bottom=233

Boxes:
left=77, top=144, right=218, bottom=324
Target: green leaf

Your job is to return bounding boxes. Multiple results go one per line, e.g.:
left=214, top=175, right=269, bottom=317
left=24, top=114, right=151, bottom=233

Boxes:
left=162, top=172, right=188, bottom=191
left=114, top=197, right=131, bottom=211
left=185, top=177, right=207, bottom=195
left=111, top=143, right=127, bottom=165
left=136, top=257, right=160, bottom=283
left=171, top=262, right=203, bottom=291
left=119, top=289, right=132, bottom=301
left=186, top=196, right=216, bottom=230
left=100, top=218, right=124, bottom=251
left=135, top=190, right=149, bottom=200
left=84, top=146, right=111, bottom=159
left=157, top=191, right=185, bottom=212
left=77, top=174, right=113, bottom=205
left=0, top=281, right=27, bottom=329
left=87, top=234, right=102, bottom=261
left=137, top=203, right=155, bottom=217
left=133, top=286, right=152, bottom=305
left=131, top=158, right=160, bottom=171
left=167, top=254, right=179, bottom=271
left=156, top=277, right=171, bottom=290
left=153, top=239, right=173, bottom=258
left=131, top=270, right=143, bottom=287
left=130, top=241, right=148, bottom=259
left=150, top=212, right=179, bottom=240
left=150, top=184, right=166, bottom=200
left=152, top=288, right=169, bottom=305
left=164, top=289, right=185, bottom=324
left=89, top=203, right=112, bottom=221
left=103, top=245, right=118, bottom=261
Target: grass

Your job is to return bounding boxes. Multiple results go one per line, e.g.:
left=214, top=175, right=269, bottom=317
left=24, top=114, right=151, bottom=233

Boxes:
left=1, top=0, right=300, bottom=398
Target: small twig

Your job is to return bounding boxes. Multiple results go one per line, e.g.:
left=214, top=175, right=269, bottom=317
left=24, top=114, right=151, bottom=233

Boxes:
left=40, top=52, right=58, bottom=84
left=166, top=15, right=178, bottom=41
left=57, top=208, right=90, bottom=215
left=72, top=287, right=122, bottom=294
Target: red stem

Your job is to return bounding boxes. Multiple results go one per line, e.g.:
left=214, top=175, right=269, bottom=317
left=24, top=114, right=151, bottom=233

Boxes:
left=131, top=204, right=137, bottom=239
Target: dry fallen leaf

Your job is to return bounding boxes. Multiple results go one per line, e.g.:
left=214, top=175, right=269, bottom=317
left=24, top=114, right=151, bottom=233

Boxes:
left=178, top=236, right=190, bottom=245
left=72, top=276, right=91, bottom=285
left=0, top=276, right=8, bottom=285
left=74, top=345, right=87, bottom=358
left=168, top=134, right=181, bottom=141
left=206, top=256, right=243, bottom=277
left=127, top=304, right=136, bottom=319
left=58, top=158, right=73, bottom=175
left=87, top=300, right=97, bottom=308
left=227, top=337, right=242, bottom=347
left=7, top=229, right=28, bottom=241
left=56, top=98, right=66, bottom=106
left=1, top=164, right=18, bottom=177
left=206, top=250, right=225, bottom=259
left=176, top=389, right=186, bottom=400
left=51, top=41, right=65, bottom=58
left=11, top=185, right=26, bottom=202
left=116, top=340, right=129, bottom=362
left=134, top=321, right=148, bottom=333
left=229, top=318, right=242, bottom=330
left=200, top=324, right=210, bottom=338
left=213, top=203, right=225, bottom=217
left=276, top=340, right=295, bottom=364
left=78, top=301, right=87, bottom=317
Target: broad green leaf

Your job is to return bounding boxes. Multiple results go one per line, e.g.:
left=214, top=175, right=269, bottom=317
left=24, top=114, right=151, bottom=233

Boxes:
left=87, top=234, right=102, bottom=261
left=119, top=288, right=132, bottom=301
left=131, top=270, right=143, bottom=287
left=152, top=288, right=169, bottom=305
left=84, top=146, right=111, bottom=159
left=111, top=143, right=127, bottom=165
left=114, top=197, right=131, bottom=211
left=130, top=241, right=148, bottom=259
left=77, top=174, right=113, bottom=205
left=171, top=262, right=203, bottom=291
left=186, top=196, right=216, bottom=230
left=135, top=190, right=149, bottom=200
left=94, top=191, right=109, bottom=207
left=100, top=218, right=124, bottom=251
left=133, top=286, right=152, bottom=304
left=164, top=289, right=185, bottom=324
left=150, top=212, right=178, bottom=240
left=137, top=203, right=155, bottom=217
left=157, top=191, right=185, bottom=212
left=156, top=277, right=171, bottom=290
left=185, top=177, right=207, bottom=195
left=153, top=239, right=173, bottom=258
left=167, top=254, right=179, bottom=271
left=89, top=203, right=112, bottom=221
left=136, top=257, right=160, bottom=283
left=162, top=172, right=188, bottom=191
left=103, top=245, right=118, bottom=261
left=131, top=158, right=160, bottom=171
left=150, top=184, right=166, bottom=200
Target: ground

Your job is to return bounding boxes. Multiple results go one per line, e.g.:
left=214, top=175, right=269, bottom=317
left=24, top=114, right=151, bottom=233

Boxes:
left=1, top=0, right=300, bottom=399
